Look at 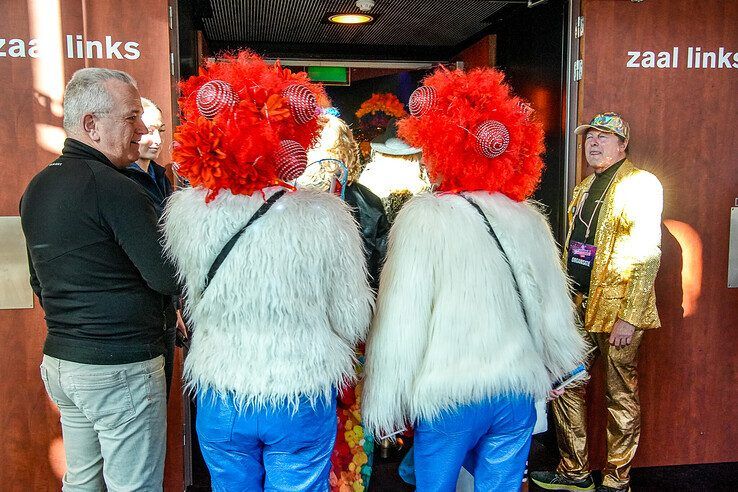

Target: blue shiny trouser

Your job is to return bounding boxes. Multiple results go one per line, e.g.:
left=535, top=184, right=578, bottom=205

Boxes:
left=196, top=391, right=337, bottom=492
left=401, top=394, right=536, bottom=492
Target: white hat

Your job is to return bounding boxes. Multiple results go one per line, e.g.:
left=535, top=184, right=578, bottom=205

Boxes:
left=370, top=119, right=421, bottom=156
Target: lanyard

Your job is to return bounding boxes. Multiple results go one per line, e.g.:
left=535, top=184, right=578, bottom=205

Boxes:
left=575, top=172, right=618, bottom=241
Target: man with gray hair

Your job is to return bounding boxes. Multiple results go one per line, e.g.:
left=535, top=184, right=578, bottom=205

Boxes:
left=20, top=68, right=178, bottom=491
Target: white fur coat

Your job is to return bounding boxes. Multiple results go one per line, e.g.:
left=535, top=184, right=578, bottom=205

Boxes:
left=362, top=191, right=586, bottom=437
left=162, top=187, right=374, bottom=409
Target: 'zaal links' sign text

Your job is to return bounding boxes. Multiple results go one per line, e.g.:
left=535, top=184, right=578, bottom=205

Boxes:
left=626, top=47, right=738, bottom=69
left=0, top=35, right=140, bottom=60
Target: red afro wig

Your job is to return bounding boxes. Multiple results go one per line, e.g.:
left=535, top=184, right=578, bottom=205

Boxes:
left=397, top=66, right=545, bottom=201
left=173, top=51, right=329, bottom=201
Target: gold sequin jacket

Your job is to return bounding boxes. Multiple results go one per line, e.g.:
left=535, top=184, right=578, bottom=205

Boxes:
left=563, top=160, right=662, bottom=332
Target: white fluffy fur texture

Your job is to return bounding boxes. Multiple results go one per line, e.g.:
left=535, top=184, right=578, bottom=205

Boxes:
left=362, top=191, right=586, bottom=437
left=162, top=187, right=374, bottom=410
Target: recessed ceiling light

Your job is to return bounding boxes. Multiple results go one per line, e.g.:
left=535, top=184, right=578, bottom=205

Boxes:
left=325, top=13, right=375, bottom=25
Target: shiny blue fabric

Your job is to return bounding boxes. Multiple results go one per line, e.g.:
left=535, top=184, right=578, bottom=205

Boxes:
left=195, top=390, right=337, bottom=492
left=404, top=394, right=536, bottom=491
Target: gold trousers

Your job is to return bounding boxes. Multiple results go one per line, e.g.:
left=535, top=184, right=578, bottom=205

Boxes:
left=552, top=324, right=643, bottom=489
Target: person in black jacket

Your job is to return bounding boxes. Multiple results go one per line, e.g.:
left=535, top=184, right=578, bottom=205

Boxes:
left=123, top=97, right=182, bottom=397
left=20, top=68, right=178, bottom=491
left=124, top=98, right=172, bottom=215
left=299, top=113, right=390, bottom=290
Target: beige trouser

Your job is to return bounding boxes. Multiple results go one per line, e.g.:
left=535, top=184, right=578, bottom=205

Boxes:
left=552, top=322, right=643, bottom=489
left=41, top=354, right=167, bottom=491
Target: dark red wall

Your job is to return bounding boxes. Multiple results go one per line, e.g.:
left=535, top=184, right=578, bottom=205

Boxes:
left=0, top=1, right=183, bottom=489
left=579, top=0, right=738, bottom=467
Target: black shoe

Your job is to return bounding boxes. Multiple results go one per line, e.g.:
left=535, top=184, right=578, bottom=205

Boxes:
left=595, top=485, right=630, bottom=492
left=529, top=470, right=595, bottom=491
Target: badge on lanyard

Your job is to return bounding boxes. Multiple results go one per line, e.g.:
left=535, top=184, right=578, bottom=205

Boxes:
left=569, top=240, right=597, bottom=268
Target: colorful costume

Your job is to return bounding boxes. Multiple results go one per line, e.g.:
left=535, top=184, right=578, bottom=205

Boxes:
left=163, top=52, right=373, bottom=491
left=552, top=155, right=662, bottom=490
left=362, top=67, right=586, bottom=491
left=297, top=114, right=387, bottom=491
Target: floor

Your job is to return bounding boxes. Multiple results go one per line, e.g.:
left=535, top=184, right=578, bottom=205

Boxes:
left=186, top=422, right=738, bottom=491
left=367, top=433, right=738, bottom=491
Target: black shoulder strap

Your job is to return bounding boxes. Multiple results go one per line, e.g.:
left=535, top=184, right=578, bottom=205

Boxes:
left=201, top=189, right=286, bottom=296
left=462, top=195, right=531, bottom=329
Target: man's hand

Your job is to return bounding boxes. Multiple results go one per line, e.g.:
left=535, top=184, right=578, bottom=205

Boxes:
left=176, top=309, right=188, bottom=338
left=609, top=318, right=636, bottom=348
left=547, top=388, right=566, bottom=401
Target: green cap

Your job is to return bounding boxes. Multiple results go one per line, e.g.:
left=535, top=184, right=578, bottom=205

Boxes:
left=575, top=112, right=629, bottom=140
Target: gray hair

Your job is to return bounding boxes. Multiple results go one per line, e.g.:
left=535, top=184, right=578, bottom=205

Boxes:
left=62, top=68, right=137, bottom=134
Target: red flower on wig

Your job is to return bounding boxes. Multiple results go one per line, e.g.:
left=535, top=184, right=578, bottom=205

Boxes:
left=397, top=67, right=545, bottom=201
left=173, top=51, right=329, bottom=201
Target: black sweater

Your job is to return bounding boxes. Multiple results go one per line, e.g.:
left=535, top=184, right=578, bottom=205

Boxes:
left=20, top=139, right=179, bottom=364
left=123, top=161, right=178, bottom=330
left=123, top=161, right=173, bottom=218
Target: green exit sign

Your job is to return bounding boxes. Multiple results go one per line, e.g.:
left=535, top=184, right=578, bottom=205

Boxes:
left=308, top=66, right=349, bottom=85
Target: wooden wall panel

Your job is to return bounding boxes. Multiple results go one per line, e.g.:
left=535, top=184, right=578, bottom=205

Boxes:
left=454, top=35, right=496, bottom=70
left=579, top=0, right=738, bottom=467
left=0, top=1, right=182, bottom=489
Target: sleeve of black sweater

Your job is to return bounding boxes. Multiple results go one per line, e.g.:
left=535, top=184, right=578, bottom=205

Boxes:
left=26, top=247, right=43, bottom=308
left=95, top=168, right=180, bottom=296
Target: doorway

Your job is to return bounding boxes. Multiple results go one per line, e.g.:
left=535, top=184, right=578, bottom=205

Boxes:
left=174, top=1, right=572, bottom=490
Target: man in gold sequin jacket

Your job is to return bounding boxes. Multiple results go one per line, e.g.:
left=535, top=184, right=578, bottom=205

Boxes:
left=531, top=113, right=662, bottom=492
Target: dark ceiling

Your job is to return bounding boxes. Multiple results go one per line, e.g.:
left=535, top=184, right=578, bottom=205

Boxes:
left=194, top=0, right=520, bottom=61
